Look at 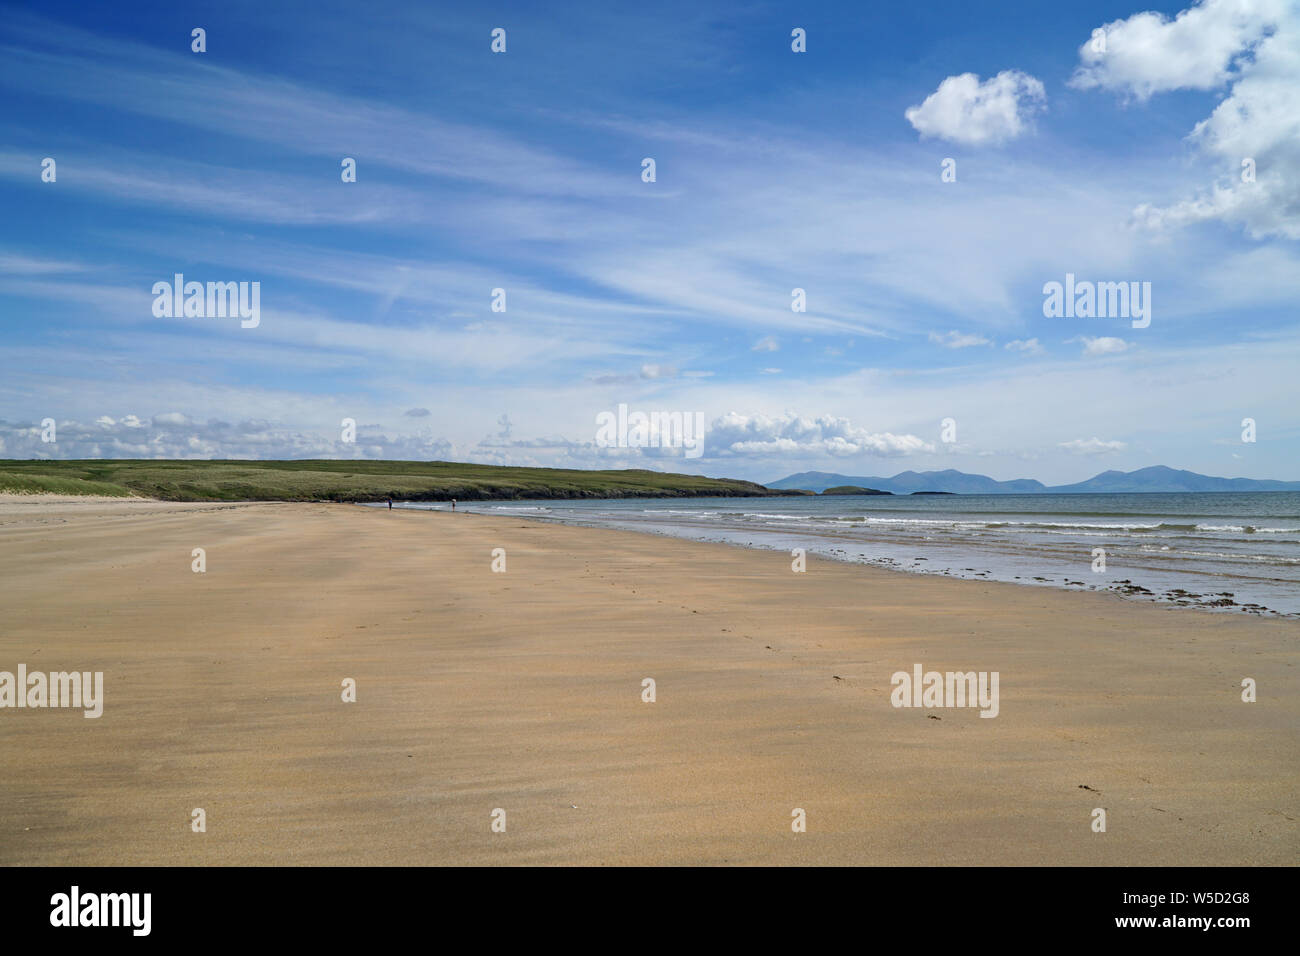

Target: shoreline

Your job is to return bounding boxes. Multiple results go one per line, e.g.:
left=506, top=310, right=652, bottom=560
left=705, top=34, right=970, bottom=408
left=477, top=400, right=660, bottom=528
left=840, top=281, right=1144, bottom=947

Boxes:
left=2, top=499, right=1295, bottom=865
left=387, top=499, right=1299, bottom=621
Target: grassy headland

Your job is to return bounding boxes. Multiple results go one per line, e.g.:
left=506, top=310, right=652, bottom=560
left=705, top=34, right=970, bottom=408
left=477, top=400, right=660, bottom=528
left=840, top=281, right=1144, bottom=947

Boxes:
left=0, top=459, right=799, bottom=502
left=821, top=485, right=891, bottom=495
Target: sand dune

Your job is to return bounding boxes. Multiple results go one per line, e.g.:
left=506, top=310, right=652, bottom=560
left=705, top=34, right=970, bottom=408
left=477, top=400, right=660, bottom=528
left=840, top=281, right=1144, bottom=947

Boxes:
left=1, top=499, right=1295, bottom=865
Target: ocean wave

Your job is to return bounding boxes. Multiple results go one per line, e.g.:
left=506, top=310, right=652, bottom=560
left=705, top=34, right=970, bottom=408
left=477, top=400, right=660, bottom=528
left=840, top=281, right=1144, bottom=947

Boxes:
left=1136, top=547, right=1300, bottom=564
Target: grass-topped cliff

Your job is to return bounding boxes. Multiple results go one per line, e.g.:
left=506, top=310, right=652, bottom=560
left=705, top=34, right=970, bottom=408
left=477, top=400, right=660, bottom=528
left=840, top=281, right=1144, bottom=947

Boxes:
left=0, top=459, right=797, bottom=502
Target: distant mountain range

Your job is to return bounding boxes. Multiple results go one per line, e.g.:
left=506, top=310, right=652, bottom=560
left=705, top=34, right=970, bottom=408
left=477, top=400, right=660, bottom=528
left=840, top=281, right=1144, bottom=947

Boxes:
left=766, top=466, right=1300, bottom=495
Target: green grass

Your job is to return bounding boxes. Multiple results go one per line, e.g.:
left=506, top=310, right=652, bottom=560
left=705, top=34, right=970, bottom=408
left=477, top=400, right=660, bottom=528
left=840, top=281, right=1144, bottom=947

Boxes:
left=0, top=470, right=137, bottom=496
left=0, top=459, right=796, bottom=503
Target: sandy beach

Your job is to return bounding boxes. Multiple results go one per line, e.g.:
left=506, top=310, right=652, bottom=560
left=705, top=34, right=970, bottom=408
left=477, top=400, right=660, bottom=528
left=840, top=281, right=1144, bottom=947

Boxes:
left=0, top=496, right=1295, bottom=866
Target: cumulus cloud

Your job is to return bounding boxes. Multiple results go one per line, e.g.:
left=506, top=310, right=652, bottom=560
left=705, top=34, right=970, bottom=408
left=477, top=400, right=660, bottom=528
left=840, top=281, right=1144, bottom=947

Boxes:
left=751, top=336, right=779, bottom=352
left=1074, top=0, right=1299, bottom=239
left=0, top=416, right=453, bottom=460
left=929, top=330, right=991, bottom=348
left=1059, top=437, right=1128, bottom=454
left=94, top=414, right=146, bottom=428
left=1070, top=0, right=1283, bottom=99
left=905, top=70, right=1046, bottom=145
left=1004, top=338, right=1044, bottom=354
left=704, top=412, right=934, bottom=458
left=1071, top=335, right=1130, bottom=356
left=476, top=411, right=932, bottom=464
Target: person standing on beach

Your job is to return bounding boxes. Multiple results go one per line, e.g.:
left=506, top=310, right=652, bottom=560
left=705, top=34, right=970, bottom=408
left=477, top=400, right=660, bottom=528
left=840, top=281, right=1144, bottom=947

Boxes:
left=387, top=498, right=392, bottom=510
left=451, top=498, right=456, bottom=511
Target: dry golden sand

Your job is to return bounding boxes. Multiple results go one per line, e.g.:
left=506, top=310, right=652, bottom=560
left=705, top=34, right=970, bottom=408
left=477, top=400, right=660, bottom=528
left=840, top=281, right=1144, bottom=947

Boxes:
left=0, top=498, right=1295, bottom=866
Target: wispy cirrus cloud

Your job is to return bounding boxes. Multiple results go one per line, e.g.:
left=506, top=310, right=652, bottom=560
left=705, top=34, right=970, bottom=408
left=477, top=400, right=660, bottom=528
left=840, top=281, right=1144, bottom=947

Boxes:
left=1, top=3, right=1297, bottom=487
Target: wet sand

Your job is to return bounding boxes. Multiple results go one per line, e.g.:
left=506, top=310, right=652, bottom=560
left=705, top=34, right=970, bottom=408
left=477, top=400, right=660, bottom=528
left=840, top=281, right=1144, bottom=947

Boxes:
left=0, top=498, right=1295, bottom=865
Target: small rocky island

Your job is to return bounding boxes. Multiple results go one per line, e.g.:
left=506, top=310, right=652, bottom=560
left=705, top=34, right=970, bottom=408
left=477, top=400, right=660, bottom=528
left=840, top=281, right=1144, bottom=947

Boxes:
left=821, top=485, right=893, bottom=495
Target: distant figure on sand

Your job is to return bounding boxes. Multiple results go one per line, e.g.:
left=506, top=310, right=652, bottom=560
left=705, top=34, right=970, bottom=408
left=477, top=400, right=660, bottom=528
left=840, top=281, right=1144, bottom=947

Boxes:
left=451, top=498, right=456, bottom=511
left=387, top=498, right=392, bottom=510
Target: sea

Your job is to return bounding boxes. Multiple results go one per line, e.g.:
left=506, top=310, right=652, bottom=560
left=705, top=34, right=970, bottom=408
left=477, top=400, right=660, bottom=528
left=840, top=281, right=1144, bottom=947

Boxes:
left=384, top=492, right=1300, bottom=618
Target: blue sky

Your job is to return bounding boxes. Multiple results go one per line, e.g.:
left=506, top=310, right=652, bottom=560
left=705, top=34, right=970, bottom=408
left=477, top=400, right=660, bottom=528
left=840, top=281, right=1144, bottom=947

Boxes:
left=1, top=0, right=1297, bottom=484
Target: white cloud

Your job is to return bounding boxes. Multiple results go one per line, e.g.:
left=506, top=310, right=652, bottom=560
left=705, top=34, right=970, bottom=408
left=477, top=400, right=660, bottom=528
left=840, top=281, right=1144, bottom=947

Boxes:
left=905, top=70, right=1046, bottom=145
left=705, top=412, right=934, bottom=458
left=589, top=363, right=681, bottom=385
left=752, top=335, right=779, bottom=352
left=1070, top=0, right=1283, bottom=99
left=1059, top=437, right=1128, bottom=454
left=929, top=330, right=991, bottom=349
left=1072, top=336, right=1130, bottom=356
left=0, top=415, right=454, bottom=461
left=0, top=252, right=90, bottom=275
left=1074, top=0, right=1299, bottom=239
left=1004, top=338, right=1044, bottom=354
left=478, top=409, right=936, bottom=464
